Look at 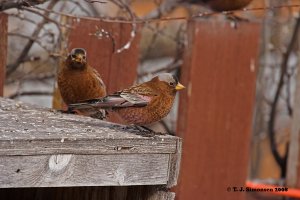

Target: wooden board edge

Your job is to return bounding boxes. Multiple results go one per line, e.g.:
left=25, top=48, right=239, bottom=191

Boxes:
left=166, top=138, right=182, bottom=188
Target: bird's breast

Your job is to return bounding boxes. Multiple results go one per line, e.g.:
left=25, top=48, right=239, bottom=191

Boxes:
left=57, top=69, right=106, bottom=104
left=115, top=95, right=175, bottom=125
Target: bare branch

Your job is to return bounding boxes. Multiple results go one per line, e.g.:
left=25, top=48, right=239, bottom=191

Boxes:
left=84, top=0, right=106, bottom=3
left=0, top=0, right=49, bottom=11
left=69, top=0, right=93, bottom=16
left=106, top=0, right=137, bottom=53
left=268, top=15, right=300, bottom=178
left=143, top=0, right=182, bottom=20
left=286, top=68, right=295, bottom=116
left=138, top=59, right=182, bottom=78
left=89, top=26, right=116, bottom=53
left=8, top=32, right=49, bottom=51
left=9, top=12, right=38, bottom=25
left=23, top=7, right=62, bottom=28
left=6, top=0, right=59, bottom=76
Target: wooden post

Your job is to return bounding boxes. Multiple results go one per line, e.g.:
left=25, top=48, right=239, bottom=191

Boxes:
left=0, top=13, right=7, bottom=96
left=176, top=20, right=261, bottom=200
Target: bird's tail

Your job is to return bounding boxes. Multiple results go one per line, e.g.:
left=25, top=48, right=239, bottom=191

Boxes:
left=68, top=97, right=109, bottom=110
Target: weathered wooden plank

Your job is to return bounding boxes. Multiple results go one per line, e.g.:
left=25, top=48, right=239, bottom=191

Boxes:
left=0, top=13, right=7, bottom=96
left=166, top=137, right=182, bottom=188
left=0, top=154, right=169, bottom=188
left=0, top=98, right=179, bottom=155
left=0, top=185, right=175, bottom=200
left=176, top=20, right=260, bottom=200
left=0, top=97, right=182, bottom=191
left=0, top=138, right=176, bottom=156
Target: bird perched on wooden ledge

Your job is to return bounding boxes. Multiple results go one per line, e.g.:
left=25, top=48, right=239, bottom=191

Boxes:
left=57, top=48, right=107, bottom=118
left=68, top=73, right=185, bottom=126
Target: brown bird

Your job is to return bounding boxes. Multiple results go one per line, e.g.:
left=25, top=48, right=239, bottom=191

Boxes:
left=57, top=48, right=107, bottom=118
left=183, top=0, right=252, bottom=11
left=68, top=73, right=185, bottom=126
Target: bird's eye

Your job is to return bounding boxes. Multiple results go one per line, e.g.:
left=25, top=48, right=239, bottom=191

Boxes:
left=169, top=82, right=174, bottom=86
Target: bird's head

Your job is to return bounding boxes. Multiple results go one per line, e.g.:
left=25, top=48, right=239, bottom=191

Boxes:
left=67, top=48, right=87, bottom=69
left=151, top=73, right=185, bottom=94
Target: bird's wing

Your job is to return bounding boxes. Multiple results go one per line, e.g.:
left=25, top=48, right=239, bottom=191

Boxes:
left=68, top=94, right=149, bottom=110
left=92, top=68, right=106, bottom=88
left=122, top=82, right=159, bottom=96
left=115, top=82, right=160, bottom=105
left=68, top=85, right=157, bottom=110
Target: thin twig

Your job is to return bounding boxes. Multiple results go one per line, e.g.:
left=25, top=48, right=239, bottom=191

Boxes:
left=89, top=25, right=116, bottom=52
left=6, top=0, right=59, bottom=76
left=286, top=69, right=294, bottom=116
left=69, top=0, right=92, bottom=16
left=8, top=32, right=49, bottom=51
left=6, top=72, right=54, bottom=84
left=138, top=59, right=182, bottom=77
left=23, top=7, right=70, bottom=30
left=109, top=0, right=137, bottom=53
left=9, top=12, right=39, bottom=25
left=268, top=15, right=300, bottom=178
left=142, top=0, right=181, bottom=20
left=142, top=22, right=163, bottom=60
left=32, top=4, right=300, bottom=24
left=0, top=0, right=49, bottom=11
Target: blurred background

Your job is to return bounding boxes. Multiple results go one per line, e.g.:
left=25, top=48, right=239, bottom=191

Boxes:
left=1, top=0, right=300, bottom=199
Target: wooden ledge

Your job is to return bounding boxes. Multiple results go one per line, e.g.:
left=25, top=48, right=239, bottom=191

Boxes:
left=0, top=98, right=181, bottom=188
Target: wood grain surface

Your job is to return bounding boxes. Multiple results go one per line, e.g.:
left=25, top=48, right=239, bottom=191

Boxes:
left=0, top=98, right=180, bottom=156
left=0, top=97, right=181, bottom=189
left=0, top=154, right=169, bottom=187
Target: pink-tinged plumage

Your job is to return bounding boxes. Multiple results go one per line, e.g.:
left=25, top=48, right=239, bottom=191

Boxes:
left=69, top=73, right=185, bottom=125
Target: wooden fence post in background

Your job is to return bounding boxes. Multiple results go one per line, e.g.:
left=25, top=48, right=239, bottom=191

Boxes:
left=53, top=17, right=140, bottom=115
left=176, top=20, right=261, bottom=200
left=0, top=13, right=7, bottom=96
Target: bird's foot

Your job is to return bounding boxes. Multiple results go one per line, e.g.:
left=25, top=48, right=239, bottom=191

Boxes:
left=136, top=125, right=153, bottom=132
left=90, top=110, right=108, bottom=120
left=133, top=126, right=168, bottom=137
left=133, top=126, right=156, bottom=137
left=56, top=107, right=77, bottom=114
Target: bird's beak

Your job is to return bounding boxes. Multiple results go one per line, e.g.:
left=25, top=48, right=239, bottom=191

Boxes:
left=74, top=54, right=83, bottom=63
left=175, top=82, right=185, bottom=90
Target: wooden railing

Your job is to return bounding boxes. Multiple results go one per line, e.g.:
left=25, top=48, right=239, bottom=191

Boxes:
left=0, top=97, right=181, bottom=199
